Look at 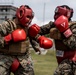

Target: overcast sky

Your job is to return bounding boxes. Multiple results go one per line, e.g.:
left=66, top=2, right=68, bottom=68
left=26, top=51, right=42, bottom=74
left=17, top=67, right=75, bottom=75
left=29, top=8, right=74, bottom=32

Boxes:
left=13, top=0, right=76, bottom=25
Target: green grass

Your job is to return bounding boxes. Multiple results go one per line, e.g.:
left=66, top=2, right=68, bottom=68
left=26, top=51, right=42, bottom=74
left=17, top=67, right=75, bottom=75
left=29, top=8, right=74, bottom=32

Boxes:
left=31, top=50, right=58, bottom=75
left=11, top=50, right=58, bottom=75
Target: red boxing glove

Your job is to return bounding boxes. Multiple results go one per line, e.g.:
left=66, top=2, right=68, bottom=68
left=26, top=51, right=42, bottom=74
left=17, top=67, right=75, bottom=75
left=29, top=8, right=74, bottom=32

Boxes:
left=4, top=29, right=27, bottom=44
left=28, top=24, right=40, bottom=37
left=38, top=36, right=53, bottom=49
left=54, top=15, right=72, bottom=38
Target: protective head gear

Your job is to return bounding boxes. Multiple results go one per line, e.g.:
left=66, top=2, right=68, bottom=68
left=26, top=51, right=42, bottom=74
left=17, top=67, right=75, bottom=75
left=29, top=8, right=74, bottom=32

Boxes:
left=54, top=5, right=73, bottom=21
left=16, top=5, right=34, bottom=27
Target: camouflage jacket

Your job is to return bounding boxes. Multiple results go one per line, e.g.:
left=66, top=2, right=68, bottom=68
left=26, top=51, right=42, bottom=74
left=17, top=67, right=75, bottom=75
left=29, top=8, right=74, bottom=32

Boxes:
left=0, top=19, right=37, bottom=54
left=39, top=21, right=76, bottom=50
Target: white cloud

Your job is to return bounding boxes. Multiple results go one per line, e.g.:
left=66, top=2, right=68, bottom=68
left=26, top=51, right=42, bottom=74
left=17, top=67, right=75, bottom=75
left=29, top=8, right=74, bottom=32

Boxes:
left=31, top=17, right=42, bottom=26
left=31, top=17, right=54, bottom=27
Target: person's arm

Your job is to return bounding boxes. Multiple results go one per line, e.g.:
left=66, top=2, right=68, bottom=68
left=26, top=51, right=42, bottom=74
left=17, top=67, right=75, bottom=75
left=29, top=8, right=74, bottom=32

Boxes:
left=63, top=22, right=76, bottom=49
left=28, top=24, right=53, bottom=49
left=53, top=15, right=76, bottom=49
left=0, top=20, right=15, bottom=48
left=0, top=19, right=23, bottom=48
left=39, top=21, right=55, bottom=35
left=29, top=37, right=40, bottom=52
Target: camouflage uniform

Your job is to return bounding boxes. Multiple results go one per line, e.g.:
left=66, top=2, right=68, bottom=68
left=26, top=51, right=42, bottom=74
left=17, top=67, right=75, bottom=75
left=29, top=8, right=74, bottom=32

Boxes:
left=54, top=59, right=76, bottom=75
left=0, top=19, right=34, bottom=75
left=37, top=21, right=76, bottom=75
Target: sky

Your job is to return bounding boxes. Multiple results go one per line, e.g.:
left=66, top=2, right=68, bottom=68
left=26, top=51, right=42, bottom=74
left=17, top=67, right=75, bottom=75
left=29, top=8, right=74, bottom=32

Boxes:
left=3, top=0, right=76, bottom=26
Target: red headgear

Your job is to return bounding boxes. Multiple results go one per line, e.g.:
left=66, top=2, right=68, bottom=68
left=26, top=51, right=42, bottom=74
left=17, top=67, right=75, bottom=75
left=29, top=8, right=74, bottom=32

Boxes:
left=54, top=5, right=73, bottom=20
left=16, top=5, right=34, bottom=27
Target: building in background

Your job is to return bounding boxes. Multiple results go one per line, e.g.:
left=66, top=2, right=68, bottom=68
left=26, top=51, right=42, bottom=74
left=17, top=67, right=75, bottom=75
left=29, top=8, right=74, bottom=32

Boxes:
left=0, top=0, right=17, bottom=23
left=0, top=5, right=17, bottom=23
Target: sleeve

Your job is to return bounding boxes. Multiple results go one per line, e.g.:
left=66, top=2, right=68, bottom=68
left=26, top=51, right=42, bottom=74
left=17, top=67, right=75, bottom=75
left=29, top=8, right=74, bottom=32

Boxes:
left=63, top=23, right=76, bottom=49
left=39, top=21, right=55, bottom=35
left=29, top=37, right=40, bottom=52
left=0, top=20, right=15, bottom=48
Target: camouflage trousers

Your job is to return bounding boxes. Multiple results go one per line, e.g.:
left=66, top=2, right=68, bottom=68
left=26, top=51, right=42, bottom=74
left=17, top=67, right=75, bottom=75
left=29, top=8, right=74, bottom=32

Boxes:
left=54, top=59, right=76, bottom=75
left=0, top=54, right=34, bottom=75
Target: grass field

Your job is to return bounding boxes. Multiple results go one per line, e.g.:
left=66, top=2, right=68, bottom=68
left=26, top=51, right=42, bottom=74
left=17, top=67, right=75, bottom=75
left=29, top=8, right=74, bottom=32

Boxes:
left=31, top=50, right=58, bottom=75
left=11, top=50, right=58, bottom=75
